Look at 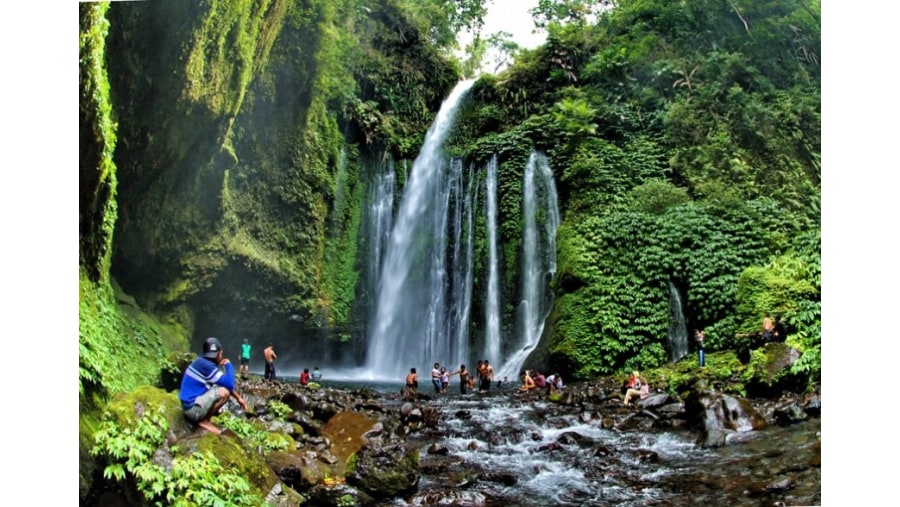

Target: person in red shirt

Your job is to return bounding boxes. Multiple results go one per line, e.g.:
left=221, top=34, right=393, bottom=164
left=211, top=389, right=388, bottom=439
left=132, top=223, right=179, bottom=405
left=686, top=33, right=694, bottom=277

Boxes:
left=299, top=368, right=310, bottom=387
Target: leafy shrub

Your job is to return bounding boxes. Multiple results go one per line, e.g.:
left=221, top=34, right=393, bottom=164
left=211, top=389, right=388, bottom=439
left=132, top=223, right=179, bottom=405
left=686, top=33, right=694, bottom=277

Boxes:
left=92, top=405, right=265, bottom=506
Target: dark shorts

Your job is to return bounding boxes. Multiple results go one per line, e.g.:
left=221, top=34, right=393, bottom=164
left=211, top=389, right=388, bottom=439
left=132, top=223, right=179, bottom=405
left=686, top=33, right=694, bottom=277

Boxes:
left=183, top=387, right=227, bottom=423
left=240, top=357, right=250, bottom=366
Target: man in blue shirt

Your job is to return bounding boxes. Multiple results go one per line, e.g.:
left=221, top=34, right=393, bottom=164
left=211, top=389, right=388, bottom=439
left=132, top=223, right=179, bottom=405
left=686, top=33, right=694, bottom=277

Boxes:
left=179, top=337, right=249, bottom=434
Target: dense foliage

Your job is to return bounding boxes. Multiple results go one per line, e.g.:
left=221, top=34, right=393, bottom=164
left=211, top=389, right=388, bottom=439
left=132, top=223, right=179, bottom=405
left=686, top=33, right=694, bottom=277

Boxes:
left=462, top=0, right=819, bottom=379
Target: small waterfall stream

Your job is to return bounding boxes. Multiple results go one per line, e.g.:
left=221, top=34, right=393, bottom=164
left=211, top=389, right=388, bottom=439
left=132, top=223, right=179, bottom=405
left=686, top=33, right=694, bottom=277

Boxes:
left=668, top=281, right=689, bottom=362
left=497, top=152, right=559, bottom=380
left=484, top=155, right=501, bottom=364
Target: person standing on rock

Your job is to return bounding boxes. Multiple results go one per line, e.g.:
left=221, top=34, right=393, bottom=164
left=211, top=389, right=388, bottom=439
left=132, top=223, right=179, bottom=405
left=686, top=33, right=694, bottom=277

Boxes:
left=405, top=367, right=419, bottom=395
left=263, top=343, right=277, bottom=382
left=694, top=329, right=706, bottom=367
left=179, top=337, right=248, bottom=434
left=239, top=338, right=251, bottom=379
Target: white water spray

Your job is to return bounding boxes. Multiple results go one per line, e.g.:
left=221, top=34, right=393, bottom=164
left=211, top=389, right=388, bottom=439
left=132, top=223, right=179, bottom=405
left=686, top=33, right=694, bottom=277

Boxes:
left=484, top=155, right=501, bottom=364
left=364, top=80, right=476, bottom=379
left=497, top=151, right=559, bottom=379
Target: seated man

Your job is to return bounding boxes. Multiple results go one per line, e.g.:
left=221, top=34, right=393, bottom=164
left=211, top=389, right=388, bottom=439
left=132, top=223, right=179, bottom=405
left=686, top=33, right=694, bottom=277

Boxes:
left=179, top=337, right=249, bottom=434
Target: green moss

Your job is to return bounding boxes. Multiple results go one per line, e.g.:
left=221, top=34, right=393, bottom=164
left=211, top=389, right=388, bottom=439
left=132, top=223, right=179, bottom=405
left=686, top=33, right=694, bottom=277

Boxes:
left=641, top=351, right=747, bottom=398
left=80, top=269, right=185, bottom=400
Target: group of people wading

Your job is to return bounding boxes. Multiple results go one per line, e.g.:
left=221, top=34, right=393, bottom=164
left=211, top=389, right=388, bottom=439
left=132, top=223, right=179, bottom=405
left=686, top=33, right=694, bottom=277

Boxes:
left=405, top=359, right=497, bottom=397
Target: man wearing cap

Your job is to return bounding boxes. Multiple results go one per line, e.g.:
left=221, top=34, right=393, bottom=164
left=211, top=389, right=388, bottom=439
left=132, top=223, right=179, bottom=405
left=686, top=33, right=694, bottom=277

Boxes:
left=179, top=337, right=249, bottom=434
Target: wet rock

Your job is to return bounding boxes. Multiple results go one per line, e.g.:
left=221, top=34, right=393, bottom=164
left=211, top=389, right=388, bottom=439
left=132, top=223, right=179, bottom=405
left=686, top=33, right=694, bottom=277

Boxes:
left=557, top=431, right=593, bottom=446
left=685, top=389, right=767, bottom=447
left=427, top=443, right=450, bottom=455
left=635, top=449, right=659, bottom=463
left=307, top=483, right=373, bottom=507
left=288, top=411, right=323, bottom=436
left=321, top=411, right=381, bottom=465
left=537, top=441, right=562, bottom=453
left=280, top=391, right=308, bottom=412
left=312, top=401, right=339, bottom=421
left=593, top=444, right=613, bottom=457
left=348, top=441, right=420, bottom=498
left=639, top=392, right=670, bottom=409
left=264, top=482, right=306, bottom=507
left=264, top=451, right=305, bottom=490
left=774, top=400, right=808, bottom=426
left=455, top=409, right=472, bottom=420
left=803, top=392, right=821, bottom=417
left=483, top=471, right=518, bottom=486
left=407, top=489, right=493, bottom=506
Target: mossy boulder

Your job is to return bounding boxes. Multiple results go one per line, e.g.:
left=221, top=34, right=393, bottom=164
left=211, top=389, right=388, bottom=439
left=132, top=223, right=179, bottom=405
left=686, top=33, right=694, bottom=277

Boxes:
left=743, top=342, right=805, bottom=397
left=643, top=351, right=747, bottom=398
left=101, top=385, right=189, bottom=435
left=347, top=442, right=420, bottom=499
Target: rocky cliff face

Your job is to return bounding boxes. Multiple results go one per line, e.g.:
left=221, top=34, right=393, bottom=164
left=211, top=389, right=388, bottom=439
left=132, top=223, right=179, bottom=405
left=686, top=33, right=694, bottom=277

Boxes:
left=90, top=0, right=457, bottom=354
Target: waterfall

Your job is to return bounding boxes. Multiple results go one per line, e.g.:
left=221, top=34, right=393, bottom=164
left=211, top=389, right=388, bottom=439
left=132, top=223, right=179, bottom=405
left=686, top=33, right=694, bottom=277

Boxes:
left=365, top=158, right=395, bottom=303
left=364, top=80, right=476, bottom=379
left=450, top=163, right=475, bottom=367
left=668, top=281, right=689, bottom=362
left=484, top=156, right=501, bottom=364
left=497, top=152, right=559, bottom=379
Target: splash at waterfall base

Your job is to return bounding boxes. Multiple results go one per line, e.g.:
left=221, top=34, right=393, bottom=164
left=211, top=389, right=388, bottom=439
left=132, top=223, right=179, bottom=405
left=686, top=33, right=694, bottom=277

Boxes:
left=89, top=345, right=819, bottom=506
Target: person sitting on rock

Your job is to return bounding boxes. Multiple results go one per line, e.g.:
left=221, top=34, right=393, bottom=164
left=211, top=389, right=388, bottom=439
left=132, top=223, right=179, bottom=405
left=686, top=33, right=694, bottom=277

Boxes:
left=179, top=337, right=249, bottom=434
left=623, top=371, right=650, bottom=406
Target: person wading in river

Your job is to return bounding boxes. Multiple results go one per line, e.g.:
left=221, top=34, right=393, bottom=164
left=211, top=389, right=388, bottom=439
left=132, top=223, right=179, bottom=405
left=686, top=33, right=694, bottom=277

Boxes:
left=451, top=364, right=471, bottom=395
left=480, top=360, right=494, bottom=392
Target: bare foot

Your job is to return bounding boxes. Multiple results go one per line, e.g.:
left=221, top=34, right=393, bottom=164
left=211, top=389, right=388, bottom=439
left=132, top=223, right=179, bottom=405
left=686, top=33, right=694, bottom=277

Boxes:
left=197, top=420, right=223, bottom=435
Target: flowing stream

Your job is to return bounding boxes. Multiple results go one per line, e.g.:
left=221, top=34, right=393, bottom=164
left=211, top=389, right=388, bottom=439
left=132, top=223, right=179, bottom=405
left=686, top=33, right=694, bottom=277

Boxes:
left=387, top=391, right=821, bottom=506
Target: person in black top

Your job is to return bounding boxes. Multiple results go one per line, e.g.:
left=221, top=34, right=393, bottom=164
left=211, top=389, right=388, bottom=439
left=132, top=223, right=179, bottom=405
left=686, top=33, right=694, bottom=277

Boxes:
left=773, top=315, right=788, bottom=342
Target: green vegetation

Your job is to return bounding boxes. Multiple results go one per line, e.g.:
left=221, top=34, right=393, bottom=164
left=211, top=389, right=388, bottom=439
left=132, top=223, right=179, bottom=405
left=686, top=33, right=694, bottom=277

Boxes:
left=79, top=0, right=819, bottom=501
left=92, top=404, right=265, bottom=506
left=461, top=0, right=819, bottom=381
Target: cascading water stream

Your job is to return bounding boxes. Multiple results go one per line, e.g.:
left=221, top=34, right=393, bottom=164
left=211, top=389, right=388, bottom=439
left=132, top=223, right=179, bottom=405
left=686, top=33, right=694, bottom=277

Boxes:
left=484, top=155, right=501, bottom=364
left=364, top=80, right=476, bottom=379
left=497, top=151, right=559, bottom=380
left=668, top=280, right=689, bottom=362
left=450, top=163, right=475, bottom=367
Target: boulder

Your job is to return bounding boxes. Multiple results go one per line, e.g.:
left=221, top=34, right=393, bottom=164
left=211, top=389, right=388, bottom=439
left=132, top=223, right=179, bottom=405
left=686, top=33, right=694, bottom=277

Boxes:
left=347, top=441, right=420, bottom=498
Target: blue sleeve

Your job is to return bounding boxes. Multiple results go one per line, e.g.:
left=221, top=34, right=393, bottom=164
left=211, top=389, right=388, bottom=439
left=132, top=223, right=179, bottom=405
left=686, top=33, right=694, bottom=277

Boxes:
left=216, top=361, right=236, bottom=391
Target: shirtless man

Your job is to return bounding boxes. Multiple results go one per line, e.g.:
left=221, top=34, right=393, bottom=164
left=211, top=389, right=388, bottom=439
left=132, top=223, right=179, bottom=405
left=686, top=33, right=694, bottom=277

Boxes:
left=263, top=343, right=277, bottom=382
left=480, top=360, right=494, bottom=392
